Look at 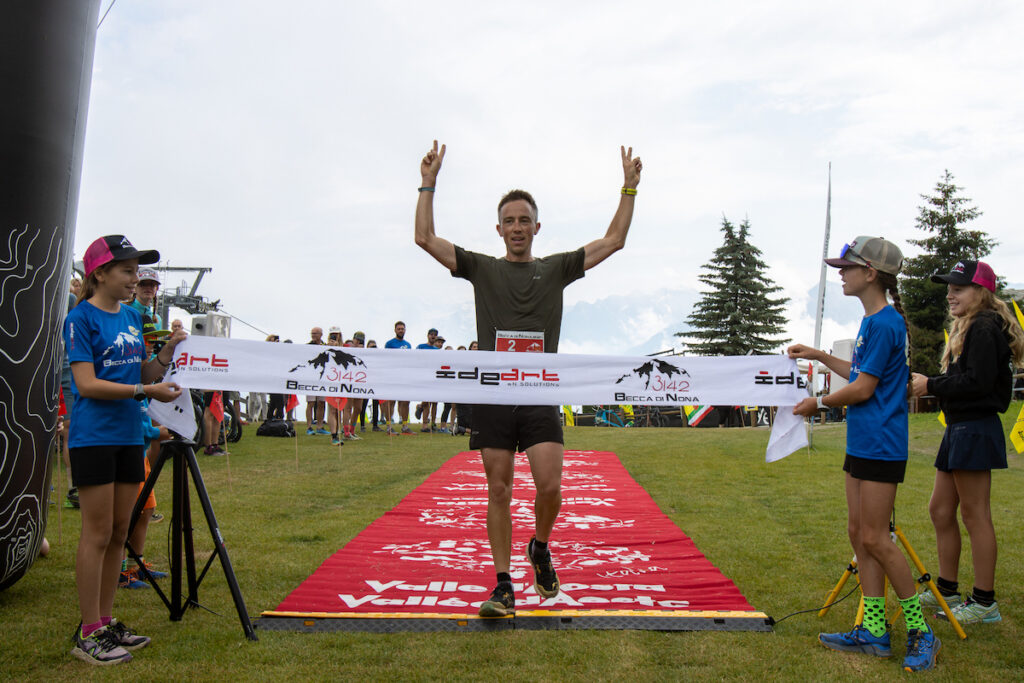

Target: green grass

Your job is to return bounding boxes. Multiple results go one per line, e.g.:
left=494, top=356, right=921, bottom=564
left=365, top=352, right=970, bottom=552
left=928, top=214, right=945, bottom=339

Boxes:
left=4, top=405, right=1023, bottom=681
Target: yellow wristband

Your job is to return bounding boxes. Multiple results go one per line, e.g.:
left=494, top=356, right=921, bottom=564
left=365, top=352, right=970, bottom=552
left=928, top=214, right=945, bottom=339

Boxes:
left=621, top=187, right=637, bottom=196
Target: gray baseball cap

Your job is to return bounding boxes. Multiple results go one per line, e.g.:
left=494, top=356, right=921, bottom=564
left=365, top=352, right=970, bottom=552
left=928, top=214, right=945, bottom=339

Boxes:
left=825, top=236, right=903, bottom=275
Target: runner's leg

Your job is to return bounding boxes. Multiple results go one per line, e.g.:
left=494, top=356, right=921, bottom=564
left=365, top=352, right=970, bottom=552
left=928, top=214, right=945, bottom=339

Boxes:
left=525, top=441, right=563, bottom=543
left=481, top=448, right=515, bottom=573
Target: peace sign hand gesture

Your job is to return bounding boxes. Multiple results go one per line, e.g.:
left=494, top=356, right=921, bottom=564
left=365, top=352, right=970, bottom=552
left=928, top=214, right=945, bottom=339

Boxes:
left=421, top=140, right=446, bottom=185
left=622, top=146, right=642, bottom=189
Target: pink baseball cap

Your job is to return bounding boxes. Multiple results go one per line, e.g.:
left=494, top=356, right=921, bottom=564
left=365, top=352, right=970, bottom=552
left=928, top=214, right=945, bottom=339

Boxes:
left=83, top=235, right=159, bottom=277
left=930, top=260, right=996, bottom=293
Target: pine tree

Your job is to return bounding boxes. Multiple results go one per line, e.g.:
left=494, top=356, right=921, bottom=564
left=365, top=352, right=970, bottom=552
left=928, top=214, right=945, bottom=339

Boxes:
left=900, top=170, right=995, bottom=375
left=679, top=217, right=789, bottom=355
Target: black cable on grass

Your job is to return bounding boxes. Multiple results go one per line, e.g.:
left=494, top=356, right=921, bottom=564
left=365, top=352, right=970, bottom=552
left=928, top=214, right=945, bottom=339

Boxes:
left=768, top=582, right=861, bottom=627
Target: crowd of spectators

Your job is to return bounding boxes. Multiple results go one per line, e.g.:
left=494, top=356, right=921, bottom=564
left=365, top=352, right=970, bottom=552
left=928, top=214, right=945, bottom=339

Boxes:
left=255, top=320, right=476, bottom=444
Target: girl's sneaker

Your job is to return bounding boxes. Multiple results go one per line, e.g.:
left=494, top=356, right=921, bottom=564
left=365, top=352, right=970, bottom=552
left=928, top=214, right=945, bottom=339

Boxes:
left=70, top=624, right=132, bottom=665
left=108, top=618, right=151, bottom=651
left=818, top=626, right=891, bottom=657
left=919, top=588, right=962, bottom=610
left=938, top=599, right=1001, bottom=624
left=118, top=567, right=150, bottom=590
left=903, top=628, right=940, bottom=672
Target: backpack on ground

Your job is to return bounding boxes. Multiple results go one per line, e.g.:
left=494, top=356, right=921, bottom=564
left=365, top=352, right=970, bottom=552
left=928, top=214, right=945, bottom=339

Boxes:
left=256, top=419, right=295, bottom=437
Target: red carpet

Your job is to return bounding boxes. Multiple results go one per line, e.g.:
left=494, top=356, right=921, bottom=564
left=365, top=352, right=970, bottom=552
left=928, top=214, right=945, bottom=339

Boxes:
left=269, top=451, right=757, bottom=620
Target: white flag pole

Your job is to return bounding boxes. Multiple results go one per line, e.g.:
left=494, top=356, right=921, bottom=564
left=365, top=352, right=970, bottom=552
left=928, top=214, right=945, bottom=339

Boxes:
left=810, top=163, right=832, bottom=447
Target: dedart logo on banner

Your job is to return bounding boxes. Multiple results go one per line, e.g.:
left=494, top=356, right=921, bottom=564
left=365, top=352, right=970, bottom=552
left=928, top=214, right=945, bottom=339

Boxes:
left=175, top=351, right=229, bottom=372
left=435, top=365, right=560, bottom=387
left=753, top=370, right=807, bottom=389
left=613, top=359, right=698, bottom=403
left=286, top=348, right=373, bottom=394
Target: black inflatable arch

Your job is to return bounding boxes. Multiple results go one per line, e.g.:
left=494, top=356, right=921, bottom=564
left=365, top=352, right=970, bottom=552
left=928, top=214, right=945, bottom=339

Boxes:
left=0, top=0, right=101, bottom=590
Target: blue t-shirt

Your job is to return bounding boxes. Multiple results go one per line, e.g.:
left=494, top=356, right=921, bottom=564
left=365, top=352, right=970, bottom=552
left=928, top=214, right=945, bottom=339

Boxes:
left=846, top=305, right=909, bottom=461
left=64, top=301, right=147, bottom=447
left=128, top=298, right=163, bottom=329
left=385, top=338, right=412, bottom=350
left=416, top=343, right=440, bottom=350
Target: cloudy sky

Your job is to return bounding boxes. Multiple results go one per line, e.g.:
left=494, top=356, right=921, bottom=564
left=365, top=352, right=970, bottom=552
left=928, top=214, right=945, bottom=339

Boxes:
left=75, top=1, right=1024, bottom=354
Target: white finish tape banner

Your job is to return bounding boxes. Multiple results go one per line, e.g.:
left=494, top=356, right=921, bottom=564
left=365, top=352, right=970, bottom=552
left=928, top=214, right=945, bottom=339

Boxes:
left=167, top=337, right=810, bottom=460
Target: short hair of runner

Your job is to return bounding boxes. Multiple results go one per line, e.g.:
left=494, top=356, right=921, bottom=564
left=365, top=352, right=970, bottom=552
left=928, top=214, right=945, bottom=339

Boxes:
left=395, top=320, right=405, bottom=329
left=498, top=189, right=538, bottom=221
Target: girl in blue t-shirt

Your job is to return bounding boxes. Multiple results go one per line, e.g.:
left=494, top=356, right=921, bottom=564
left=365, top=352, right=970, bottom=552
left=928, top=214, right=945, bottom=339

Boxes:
left=788, top=236, right=939, bottom=672
left=63, top=235, right=186, bottom=666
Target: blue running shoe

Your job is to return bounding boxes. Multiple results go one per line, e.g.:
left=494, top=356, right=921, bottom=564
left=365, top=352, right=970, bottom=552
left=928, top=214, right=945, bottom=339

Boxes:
left=903, top=628, right=939, bottom=672
left=315, top=427, right=330, bottom=436
left=818, top=626, right=891, bottom=657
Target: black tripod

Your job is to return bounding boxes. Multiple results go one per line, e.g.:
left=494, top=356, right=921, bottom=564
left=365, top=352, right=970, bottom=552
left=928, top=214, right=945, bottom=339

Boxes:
left=125, top=438, right=257, bottom=641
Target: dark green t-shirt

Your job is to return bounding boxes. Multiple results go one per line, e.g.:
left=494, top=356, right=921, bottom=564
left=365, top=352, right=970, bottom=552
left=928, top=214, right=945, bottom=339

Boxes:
left=452, top=245, right=586, bottom=353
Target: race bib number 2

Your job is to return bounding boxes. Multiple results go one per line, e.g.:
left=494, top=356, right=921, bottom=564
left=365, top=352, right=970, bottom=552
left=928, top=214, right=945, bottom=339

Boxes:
left=495, top=330, right=544, bottom=353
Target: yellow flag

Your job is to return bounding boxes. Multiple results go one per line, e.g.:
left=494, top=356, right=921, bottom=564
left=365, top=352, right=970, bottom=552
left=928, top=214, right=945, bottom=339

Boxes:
left=562, top=405, right=575, bottom=427
left=1011, top=403, right=1024, bottom=454
left=1013, top=300, right=1024, bottom=330
left=937, top=329, right=949, bottom=426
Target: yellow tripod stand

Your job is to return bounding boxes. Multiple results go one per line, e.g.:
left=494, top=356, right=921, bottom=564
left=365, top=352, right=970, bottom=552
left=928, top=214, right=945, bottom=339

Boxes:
left=819, top=520, right=967, bottom=641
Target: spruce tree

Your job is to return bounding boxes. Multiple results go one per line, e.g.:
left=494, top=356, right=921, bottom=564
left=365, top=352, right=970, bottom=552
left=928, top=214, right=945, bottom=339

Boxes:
left=679, top=216, right=789, bottom=355
left=900, top=170, right=995, bottom=375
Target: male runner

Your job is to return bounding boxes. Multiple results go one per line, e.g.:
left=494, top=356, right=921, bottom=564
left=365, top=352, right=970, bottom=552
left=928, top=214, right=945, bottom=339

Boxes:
left=414, top=140, right=642, bottom=616
left=382, top=321, right=414, bottom=435
left=416, top=328, right=441, bottom=431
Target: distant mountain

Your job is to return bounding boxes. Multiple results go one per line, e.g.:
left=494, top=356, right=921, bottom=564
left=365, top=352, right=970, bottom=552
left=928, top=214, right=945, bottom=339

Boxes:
left=560, top=289, right=699, bottom=356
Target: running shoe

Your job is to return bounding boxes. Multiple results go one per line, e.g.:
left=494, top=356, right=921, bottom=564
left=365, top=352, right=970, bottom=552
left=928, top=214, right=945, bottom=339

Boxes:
left=919, top=588, right=962, bottom=610
left=415, top=405, right=423, bottom=420
left=478, top=583, right=515, bottom=617
left=937, top=598, right=1001, bottom=624
left=401, top=425, right=414, bottom=435
left=316, top=427, right=331, bottom=436
left=372, top=425, right=383, bottom=432
left=306, top=427, right=315, bottom=436
left=818, top=626, right=891, bottom=657
left=331, top=436, right=341, bottom=446
left=420, top=426, right=432, bottom=433
left=118, top=568, right=150, bottom=590
left=527, top=537, right=560, bottom=599
left=66, top=488, right=80, bottom=509
left=903, top=628, right=940, bottom=672
left=150, top=512, right=163, bottom=523
left=70, top=624, right=132, bottom=665
left=385, top=426, right=397, bottom=435
left=348, top=432, right=361, bottom=440
left=140, top=560, right=168, bottom=580
left=107, top=618, right=151, bottom=651
left=437, top=427, right=451, bottom=434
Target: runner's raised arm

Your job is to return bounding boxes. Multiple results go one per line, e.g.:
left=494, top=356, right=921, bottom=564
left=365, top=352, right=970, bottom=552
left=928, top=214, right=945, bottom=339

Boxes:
left=414, top=140, right=457, bottom=270
left=583, top=145, right=643, bottom=271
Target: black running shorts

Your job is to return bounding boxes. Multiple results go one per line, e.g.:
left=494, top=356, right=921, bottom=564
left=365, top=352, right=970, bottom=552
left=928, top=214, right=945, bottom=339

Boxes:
left=469, top=405, right=563, bottom=453
left=843, top=453, right=906, bottom=484
left=70, top=444, right=146, bottom=487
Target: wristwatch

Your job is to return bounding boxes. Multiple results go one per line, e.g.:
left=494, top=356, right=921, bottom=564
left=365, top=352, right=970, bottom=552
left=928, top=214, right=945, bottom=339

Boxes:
left=816, top=395, right=826, bottom=411
left=133, top=383, right=147, bottom=401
